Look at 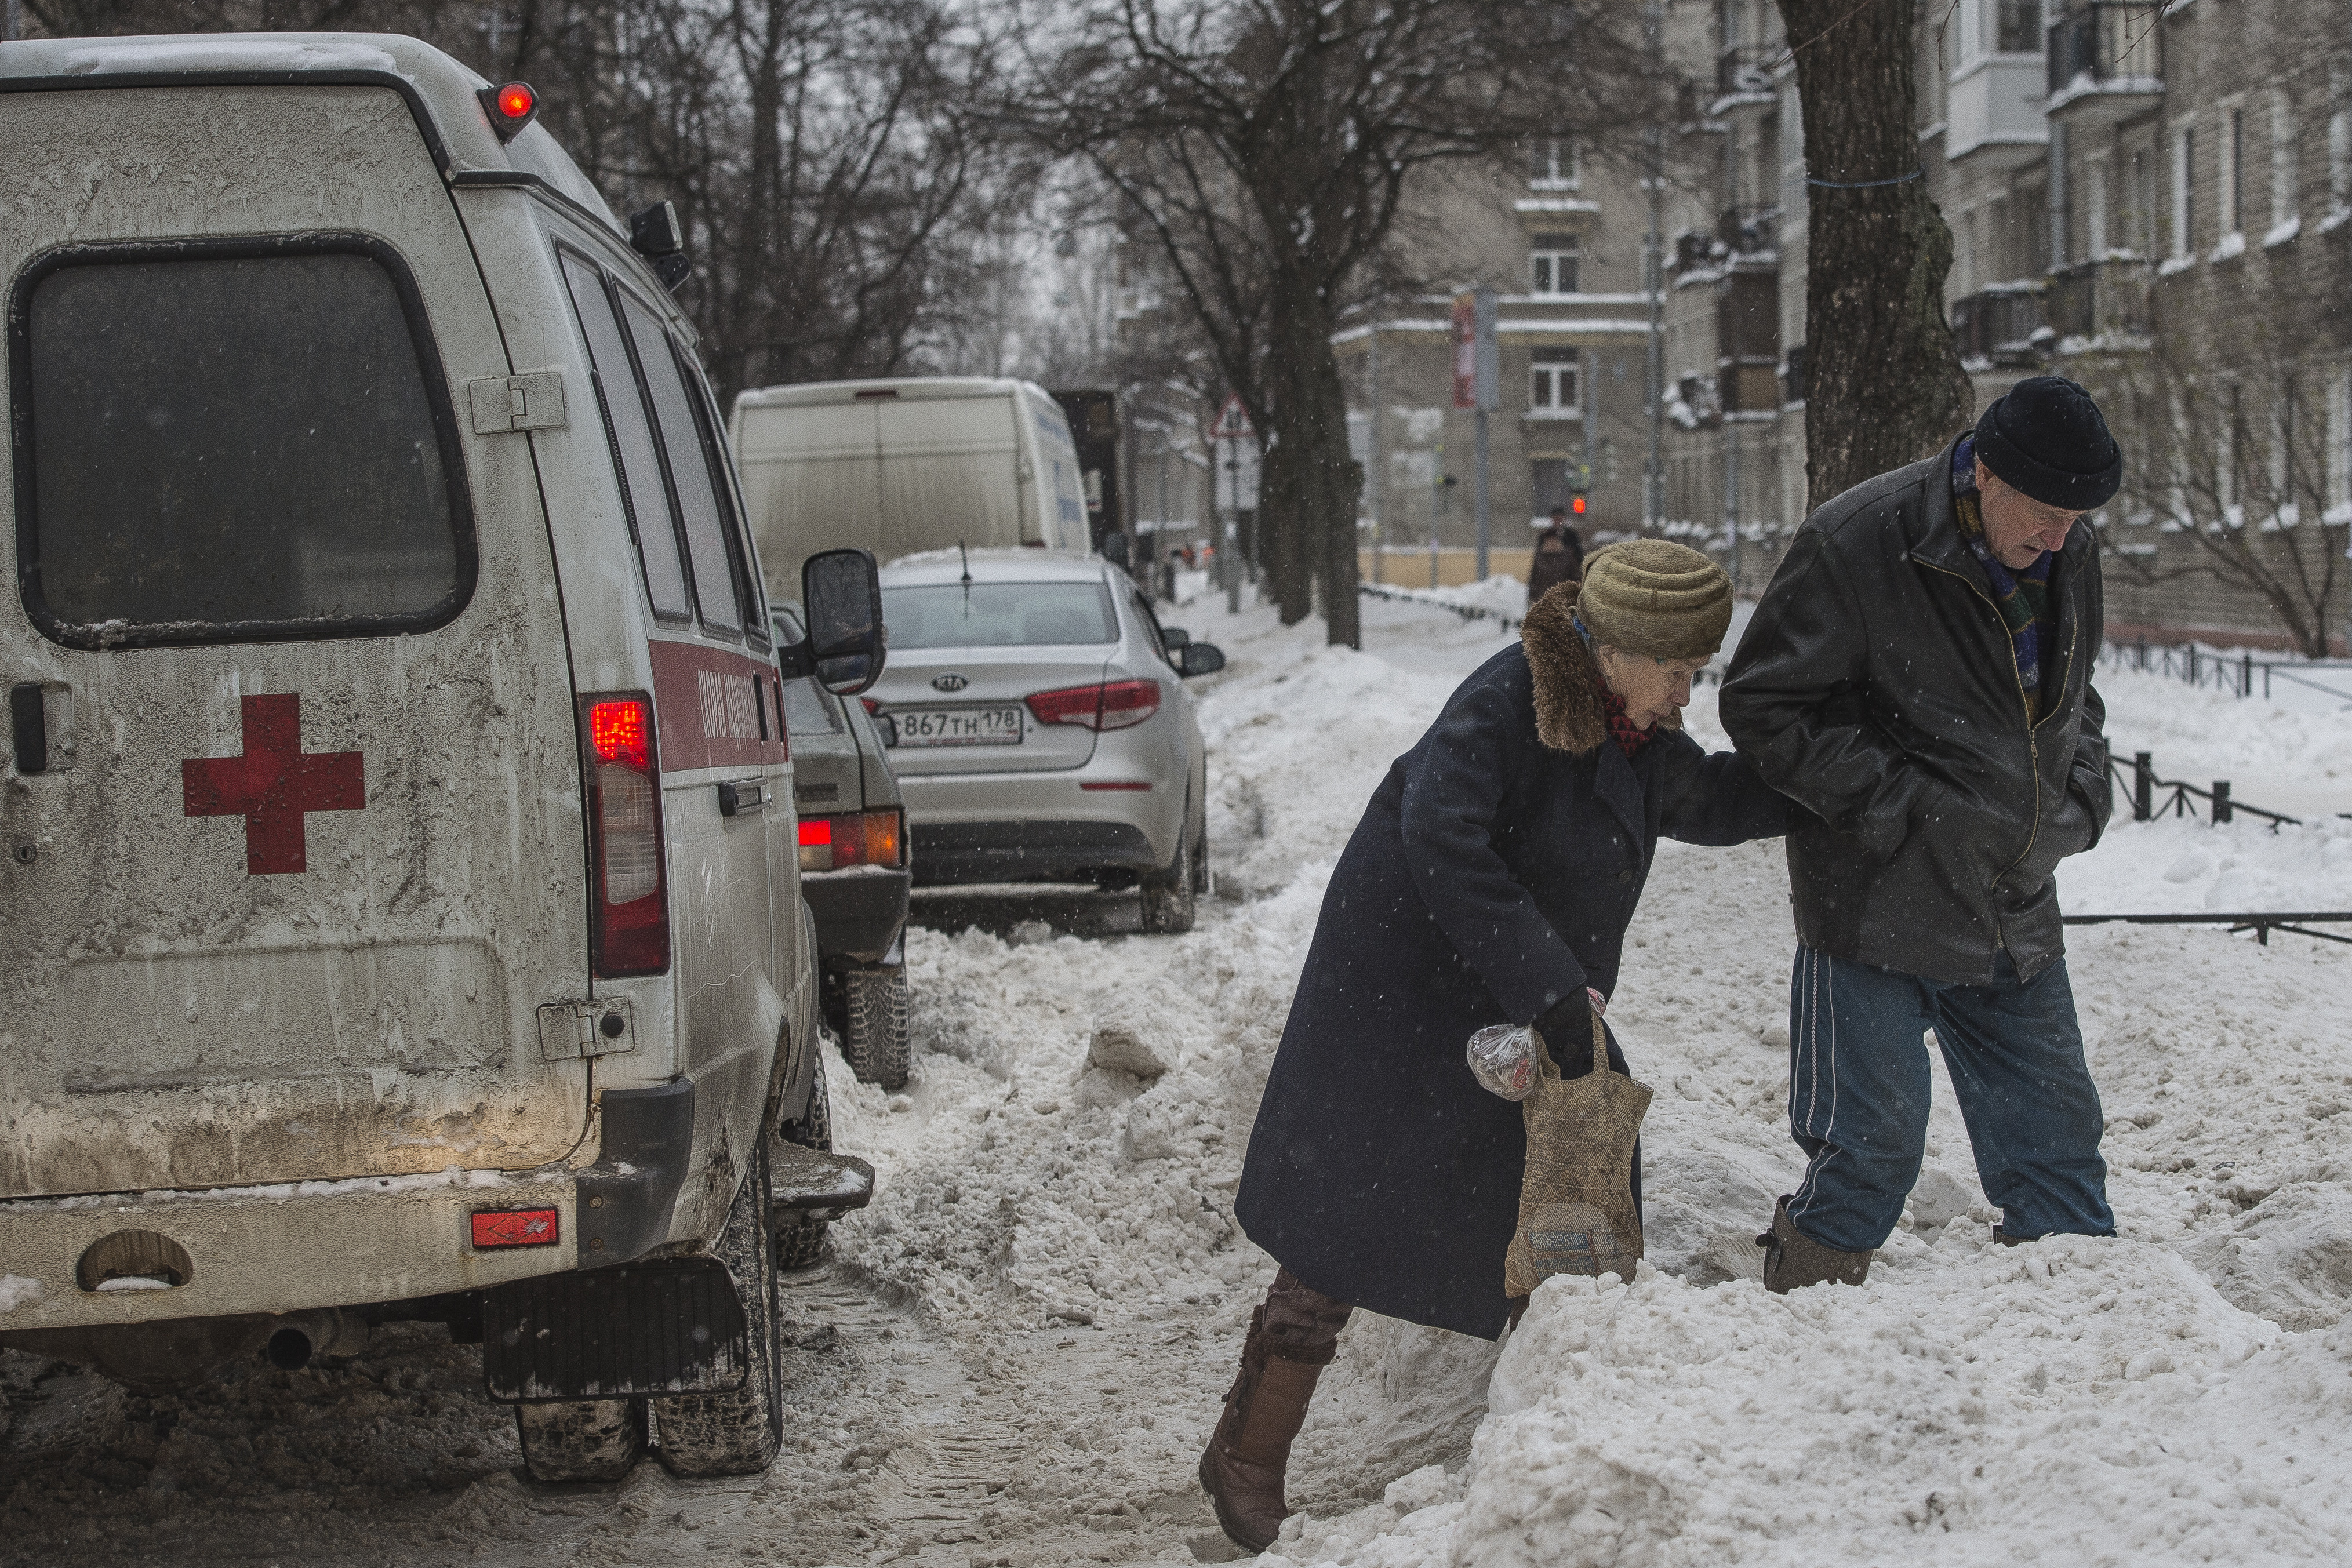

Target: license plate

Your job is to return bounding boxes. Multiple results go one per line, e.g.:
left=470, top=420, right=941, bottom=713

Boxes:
left=893, top=705, right=1023, bottom=747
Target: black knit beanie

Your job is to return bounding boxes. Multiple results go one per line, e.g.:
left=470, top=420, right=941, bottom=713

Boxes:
left=1972, top=376, right=2122, bottom=510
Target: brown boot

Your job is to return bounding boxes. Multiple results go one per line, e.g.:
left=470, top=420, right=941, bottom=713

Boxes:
left=1199, top=1282, right=1344, bottom=1552
left=1757, top=1196, right=1872, bottom=1294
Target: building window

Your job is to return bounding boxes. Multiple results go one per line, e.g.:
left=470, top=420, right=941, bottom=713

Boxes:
left=1994, top=0, right=2040, bottom=54
left=2086, top=157, right=2110, bottom=256
left=1530, top=235, right=1580, bottom=296
left=2128, top=145, right=2153, bottom=254
left=1529, top=349, right=1582, bottom=416
left=2331, top=365, right=2352, bottom=516
left=2223, top=107, right=2245, bottom=241
left=1528, top=136, right=1578, bottom=188
left=2271, top=90, right=2300, bottom=238
left=2332, top=66, right=2352, bottom=220
left=2171, top=126, right=2194, bottom=260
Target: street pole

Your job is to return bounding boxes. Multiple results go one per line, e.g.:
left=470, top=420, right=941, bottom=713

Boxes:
left=1643, top=1, right=1666, bottom=532
left=1473, top=285, right=1498, bottom=581
left=1224, top=433, right=1241, bottom=614
left=1369, top=325, right=1384, bottom=585
left=1725, top=421, right=1742, bottom=592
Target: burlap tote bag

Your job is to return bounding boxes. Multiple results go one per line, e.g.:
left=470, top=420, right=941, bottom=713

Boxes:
left=1503, top=1007, right=1653, bottom=1298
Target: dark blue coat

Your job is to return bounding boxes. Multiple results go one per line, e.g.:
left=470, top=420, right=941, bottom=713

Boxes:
left=1233, top=598, right=1791, bottom=1339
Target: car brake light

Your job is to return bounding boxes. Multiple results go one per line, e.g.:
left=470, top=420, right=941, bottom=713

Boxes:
left=471, top=1207, right=559, bottom=1248
left=590, top=700, right=649, bottom=767
left=798, top=809, right=904, bottom=872
left=581, top=694, right=668, bottom=977
left=1025, top=679, right=1161, bottom=732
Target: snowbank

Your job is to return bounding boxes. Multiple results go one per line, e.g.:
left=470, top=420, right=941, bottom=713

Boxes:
left=820, top=583, right=2352, bottom=1567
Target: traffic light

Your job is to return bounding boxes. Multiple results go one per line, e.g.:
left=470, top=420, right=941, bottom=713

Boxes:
left=1569, top=460, right=1590, bottom=518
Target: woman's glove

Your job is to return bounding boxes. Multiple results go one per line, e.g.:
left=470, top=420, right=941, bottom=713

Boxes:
left=1533, top=989, right=1609, bottom=1077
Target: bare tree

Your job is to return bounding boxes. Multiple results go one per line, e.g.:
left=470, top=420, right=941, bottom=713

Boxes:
left=1775, top=0, right=1971, bottom=508
left=2081, top=348, right=2350, bottom=658
left=1025, top=0, right=1665, bottom=646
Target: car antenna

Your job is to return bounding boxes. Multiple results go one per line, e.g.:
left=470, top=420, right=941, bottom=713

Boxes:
left=959, top=540, right=972, bottom=610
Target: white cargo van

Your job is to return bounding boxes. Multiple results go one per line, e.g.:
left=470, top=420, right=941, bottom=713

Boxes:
left=730, top=377, right=1091, bottom=594
left=0, top=32, right=881, bottom=1482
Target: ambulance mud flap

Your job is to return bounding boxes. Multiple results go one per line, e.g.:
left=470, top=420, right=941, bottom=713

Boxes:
left=479, top=1260, right=748, bottom=1401
left=575, top=1078, right=695, bottom=1266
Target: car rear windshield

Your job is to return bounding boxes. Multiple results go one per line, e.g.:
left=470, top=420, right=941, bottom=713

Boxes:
left=881, top=582, right=1117, bottom=649
left=14, top=243, right=469, bottom=647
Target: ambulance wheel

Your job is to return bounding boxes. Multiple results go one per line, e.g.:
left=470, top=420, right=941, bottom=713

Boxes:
left=515, top=1398, right=648, bottom=1483
left=655, top=1143, right=783, bottom=1477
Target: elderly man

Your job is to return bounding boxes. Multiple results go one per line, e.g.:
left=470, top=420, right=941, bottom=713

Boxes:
left=1720, top=376, right=2123, bottom=1291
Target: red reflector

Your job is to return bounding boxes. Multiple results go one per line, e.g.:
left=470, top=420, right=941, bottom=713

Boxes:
left=497, top=82, right=536, bottom=120
left=1079, top=781, right=1151, bottom=791
left=798, top=818, right=833, bottom=846
left=472, top=1208, right=559, bottom=1249
left=590, top=700, right=650, bottom=767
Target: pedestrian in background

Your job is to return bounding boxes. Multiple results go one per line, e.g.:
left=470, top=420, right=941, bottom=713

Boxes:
left=1201, top=542, right=1790, bottom=1553
left=1720, top=375, right=2123, bottom=1293
left=1525, top=505, right=1583, bottom=609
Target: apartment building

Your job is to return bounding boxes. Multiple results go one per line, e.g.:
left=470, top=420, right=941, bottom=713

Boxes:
left=1333, top=143, right=1663, bottom=585
left=1655, top=0, right=2352, bottom=652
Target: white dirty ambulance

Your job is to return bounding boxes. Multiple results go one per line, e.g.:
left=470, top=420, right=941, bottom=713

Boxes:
left=0, top=31, right=878, bottom=1480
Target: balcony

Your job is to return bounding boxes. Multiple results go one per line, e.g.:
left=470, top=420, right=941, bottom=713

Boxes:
left=1709, top=44, right=1776, bottom=118
left=1949, top=286, right=2046, bottom=370
left=1947, top=52, right=2048, bottom=169
left=1715, top=206, right=1778, bottom=261
left=2046, top=4, right=2164, bottom=128
left=2044, top=257, right=2152, bottom=347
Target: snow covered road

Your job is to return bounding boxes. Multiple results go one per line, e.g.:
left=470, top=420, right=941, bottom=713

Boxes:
left=3, top=583, right=2349, bottom=1567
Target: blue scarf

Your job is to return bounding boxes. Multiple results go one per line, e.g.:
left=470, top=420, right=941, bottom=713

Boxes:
left=1951, top=436, right=2057, bottom=717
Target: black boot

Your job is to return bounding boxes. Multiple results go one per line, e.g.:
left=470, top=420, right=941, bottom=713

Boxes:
left=1757, top=1196, right=1872, bottom=1294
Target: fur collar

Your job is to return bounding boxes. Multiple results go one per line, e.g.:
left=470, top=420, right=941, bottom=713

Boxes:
left=1519, top=583, right=1683, bottom=754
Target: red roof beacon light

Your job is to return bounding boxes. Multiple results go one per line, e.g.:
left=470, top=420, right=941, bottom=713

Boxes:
left=478, top=81, right=540, bottom=143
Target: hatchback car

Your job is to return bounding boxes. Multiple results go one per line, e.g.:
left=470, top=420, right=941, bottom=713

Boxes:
left=773, top=606, right=911, bottom=1089
left=867, top=551, right=1223, bottom=933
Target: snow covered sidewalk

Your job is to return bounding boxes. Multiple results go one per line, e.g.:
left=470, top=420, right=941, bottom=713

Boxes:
left=817, top=581, right=2352, bottom=1568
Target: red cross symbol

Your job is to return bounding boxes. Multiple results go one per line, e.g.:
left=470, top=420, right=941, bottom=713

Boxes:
left=182, top=694, right=365, bottom=875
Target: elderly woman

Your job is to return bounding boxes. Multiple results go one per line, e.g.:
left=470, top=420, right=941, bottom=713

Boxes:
left=1200, top=540, right=1794, bottom=1552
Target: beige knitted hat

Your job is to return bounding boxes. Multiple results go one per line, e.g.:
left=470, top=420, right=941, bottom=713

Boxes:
left=1575, top=539, right=1733, bottom=660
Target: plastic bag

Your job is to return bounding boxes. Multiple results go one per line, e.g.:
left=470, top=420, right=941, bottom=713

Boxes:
left=1467, top=1025, right=1539, bottom=1101
left=1467, top=991, right=1608, bottom=1103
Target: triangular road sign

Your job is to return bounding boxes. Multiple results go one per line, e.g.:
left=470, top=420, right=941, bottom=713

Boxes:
left=1214, top=394, right=1255, bottom=439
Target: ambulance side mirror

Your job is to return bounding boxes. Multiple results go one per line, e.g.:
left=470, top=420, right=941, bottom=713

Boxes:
left=794, top=548, right=886, bottom=697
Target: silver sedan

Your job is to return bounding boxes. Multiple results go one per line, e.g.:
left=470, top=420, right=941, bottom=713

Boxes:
left=868, top=550, right=1224, bottom=932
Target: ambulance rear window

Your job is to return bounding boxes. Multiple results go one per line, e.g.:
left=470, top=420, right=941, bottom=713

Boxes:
left=13, top=239, right=472, bottom=649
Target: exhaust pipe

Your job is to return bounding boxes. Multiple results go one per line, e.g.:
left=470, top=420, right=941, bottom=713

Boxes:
left=263, top=1308, right=369, bottom=1370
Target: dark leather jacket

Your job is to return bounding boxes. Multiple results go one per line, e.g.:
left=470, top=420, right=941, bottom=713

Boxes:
left=1720, top=434, right=2111, bottom=984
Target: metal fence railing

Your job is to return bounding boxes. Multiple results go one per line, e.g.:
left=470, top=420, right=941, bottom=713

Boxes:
left=2106, top=637, right=2352, bottom=707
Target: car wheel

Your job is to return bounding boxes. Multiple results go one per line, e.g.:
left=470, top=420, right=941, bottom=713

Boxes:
left=653, top=1140, right=784, bottom=1478
left=773, top=1052, right=834, bottom=1272
left=842, top=966, right=911, bottom=1090
left=1139, top=820, right=1197, bottom=935
left=515, top=1397, right=648, bottom=1483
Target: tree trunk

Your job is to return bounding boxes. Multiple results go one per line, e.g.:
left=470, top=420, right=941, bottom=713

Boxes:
left=1777, top=0, right=1971, bottom=510
left=1263, top=274, right=1364, bottom=644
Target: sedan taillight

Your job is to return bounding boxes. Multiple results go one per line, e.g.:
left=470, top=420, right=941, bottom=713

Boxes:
left=1024, top=678, right=1161, bottom=732
left=799, top=809, right=904, bottom=872
left=582, top=694, right=670, bottom=977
